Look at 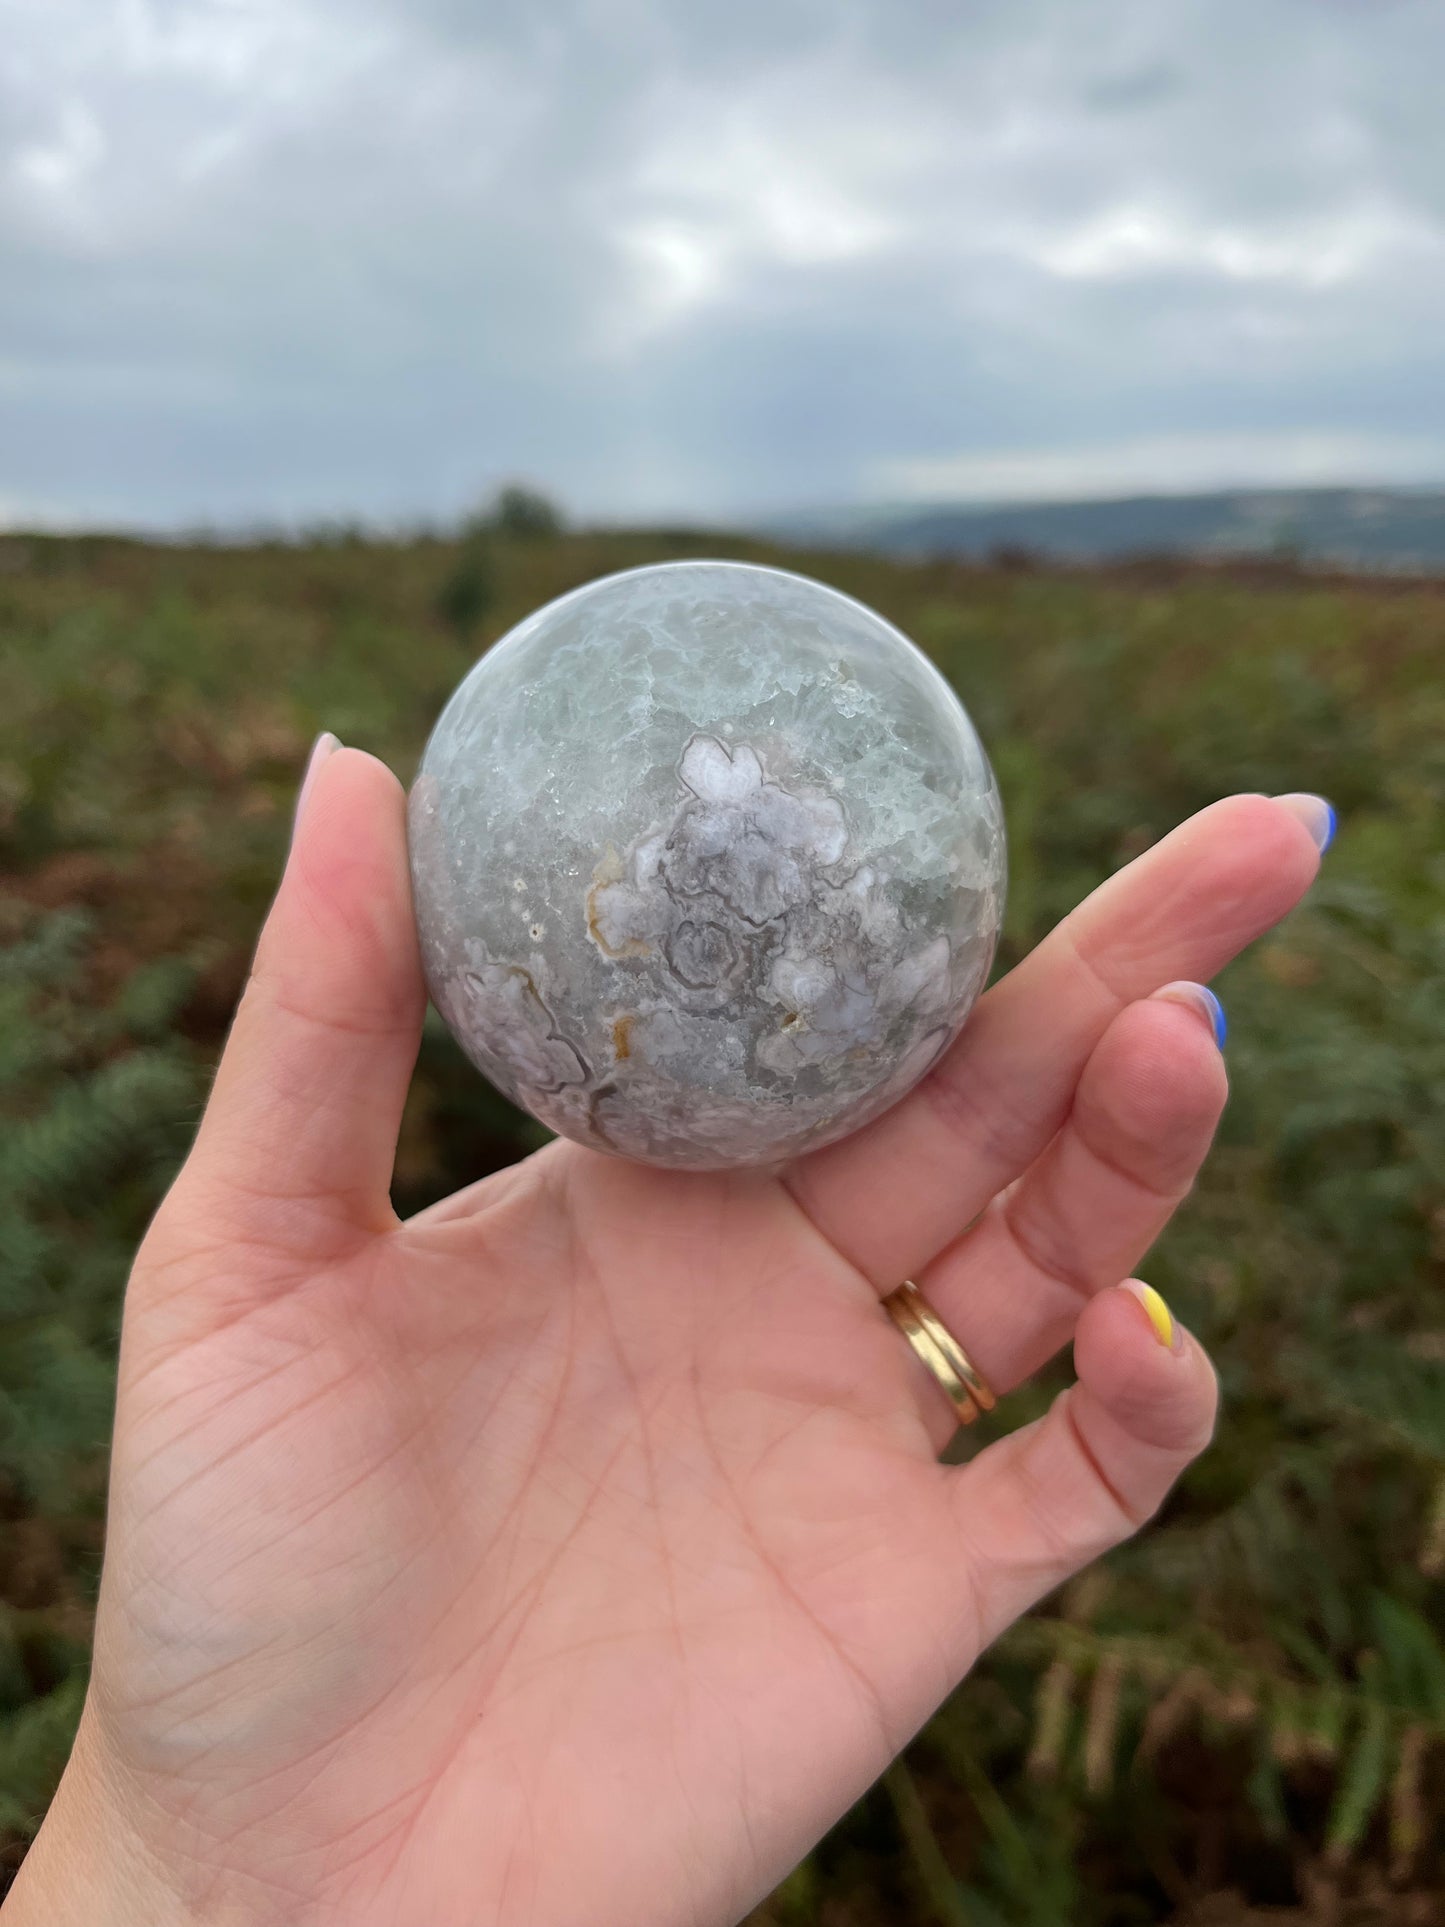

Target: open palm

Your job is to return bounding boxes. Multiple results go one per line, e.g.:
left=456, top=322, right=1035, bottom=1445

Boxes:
left=9, top=745, right=1326, bottom=1927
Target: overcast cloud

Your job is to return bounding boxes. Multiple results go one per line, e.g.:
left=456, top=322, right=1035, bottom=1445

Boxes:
left=2, top=0, right=1444, bottom=528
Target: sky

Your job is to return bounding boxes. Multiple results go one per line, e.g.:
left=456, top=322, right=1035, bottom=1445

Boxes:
left=2, top=0, right=1444, bottom=529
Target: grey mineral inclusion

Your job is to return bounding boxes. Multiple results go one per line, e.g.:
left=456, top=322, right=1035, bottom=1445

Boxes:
left=408, top=561, right=1006, bottom=1170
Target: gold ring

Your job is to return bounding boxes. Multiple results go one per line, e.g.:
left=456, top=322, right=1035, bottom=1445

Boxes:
left=882, top=1279, right=997, bottom=1427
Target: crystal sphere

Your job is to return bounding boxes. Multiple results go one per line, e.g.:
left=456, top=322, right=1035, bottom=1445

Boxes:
left=408, top=560, right=1005, bottom=1169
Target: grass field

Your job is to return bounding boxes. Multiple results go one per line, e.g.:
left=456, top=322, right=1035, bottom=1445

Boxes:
left=1, top=528, right=1442, bottom=1922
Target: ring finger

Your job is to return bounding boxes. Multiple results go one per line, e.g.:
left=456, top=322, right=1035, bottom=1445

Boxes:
left=890, top=982, right=1228, bottom=1427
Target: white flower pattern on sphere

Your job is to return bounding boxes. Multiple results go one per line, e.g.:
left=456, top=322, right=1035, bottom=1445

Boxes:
left=408, top=561, right=1006, bottom=1169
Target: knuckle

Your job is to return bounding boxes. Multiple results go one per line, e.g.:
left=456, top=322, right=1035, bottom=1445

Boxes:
left=1077, top=1029, right=1225, bottom=1189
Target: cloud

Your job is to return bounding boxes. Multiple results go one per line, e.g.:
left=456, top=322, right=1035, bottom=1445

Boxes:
left=1, top=0, right=1443, bottom=526
left=1013, top=199, right=1442, bottom=290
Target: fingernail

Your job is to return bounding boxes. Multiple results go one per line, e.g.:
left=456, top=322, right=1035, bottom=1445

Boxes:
left=1151, top=980, right=1226, bottom=1049
left=294, top=731, right=341, bottom=836
left=1122, top=1280, right=1182, bottom=1353
left=1273, top=792, right=1336, bottom=853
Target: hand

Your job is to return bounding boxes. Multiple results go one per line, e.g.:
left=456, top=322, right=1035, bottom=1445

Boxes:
left=6, top=744, right=1325, bottom=1927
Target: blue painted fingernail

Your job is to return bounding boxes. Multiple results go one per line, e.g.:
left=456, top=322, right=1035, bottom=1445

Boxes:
left=1274, top=792, right=1336, bottom=852
left=1152, top=981, right=1227, bottom=1050
left=1200, top=986, right=1227, bottom=1049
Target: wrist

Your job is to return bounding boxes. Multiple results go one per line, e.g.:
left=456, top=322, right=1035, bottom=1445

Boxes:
left=4, top=1715, right=194, bottom=1927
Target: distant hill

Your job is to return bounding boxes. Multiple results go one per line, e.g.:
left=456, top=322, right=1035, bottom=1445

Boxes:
left=772, top=487, right=1445, bottom=572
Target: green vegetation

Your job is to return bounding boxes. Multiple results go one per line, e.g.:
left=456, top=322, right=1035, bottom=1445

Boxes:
left=1, top=529, right=1441, bottom=1920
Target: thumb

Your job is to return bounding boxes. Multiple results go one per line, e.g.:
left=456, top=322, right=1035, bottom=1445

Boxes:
left=170, top=734, right=426, bottom=1256
left=949, top=1280, right=1219, bottom=1649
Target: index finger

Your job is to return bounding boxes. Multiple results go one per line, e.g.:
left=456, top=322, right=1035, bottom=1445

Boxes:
left=785, top=792, right=1329, bottom=1283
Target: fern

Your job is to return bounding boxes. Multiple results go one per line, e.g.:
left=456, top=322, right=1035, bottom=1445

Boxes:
left=0, top=908, right=203, bottom=1846
left=0, top=1672, right=88, bottom=1842
left=995, top=1613, right=1445, bottom=1878
left=6, top=535, right=1445, bottom=1917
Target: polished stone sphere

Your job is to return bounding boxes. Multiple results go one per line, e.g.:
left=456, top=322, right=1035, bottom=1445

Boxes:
left=408, top=561, right=1005, bottom=1169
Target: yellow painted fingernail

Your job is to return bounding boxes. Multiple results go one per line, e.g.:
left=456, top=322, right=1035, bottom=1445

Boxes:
left=1124, top=1280, right=1177, bottom=1351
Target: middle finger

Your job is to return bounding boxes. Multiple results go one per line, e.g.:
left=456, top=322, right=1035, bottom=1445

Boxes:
left=787, top=792, right=1321, bottom=1283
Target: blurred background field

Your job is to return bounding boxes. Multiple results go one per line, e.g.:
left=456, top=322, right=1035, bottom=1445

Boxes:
left=1, top=523, right=1441, bottom=1922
